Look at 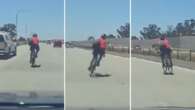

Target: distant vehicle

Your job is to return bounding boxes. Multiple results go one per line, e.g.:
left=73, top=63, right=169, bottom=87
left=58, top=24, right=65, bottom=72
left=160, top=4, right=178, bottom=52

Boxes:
left=47, top=40, right=52, bottom=45
left=53, top=40, right=62, bottom=48
left=0, top=32, right=17, bottom=57
left=65, top=42, right=74, bottom=48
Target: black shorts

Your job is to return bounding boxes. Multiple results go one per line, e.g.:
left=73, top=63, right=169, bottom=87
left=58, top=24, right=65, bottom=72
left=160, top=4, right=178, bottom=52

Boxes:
left=99, top=48, right=105, bottom=55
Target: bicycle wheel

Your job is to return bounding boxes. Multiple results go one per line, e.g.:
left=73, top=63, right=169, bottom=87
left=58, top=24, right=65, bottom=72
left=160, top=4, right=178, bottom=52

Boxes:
left=90, top=58, right=97, bottom=77
left=163, top=55, right=169, bottom=74
left=31, top=51, right=36, bottom=66
left=167, top=57, right=173, bottom=74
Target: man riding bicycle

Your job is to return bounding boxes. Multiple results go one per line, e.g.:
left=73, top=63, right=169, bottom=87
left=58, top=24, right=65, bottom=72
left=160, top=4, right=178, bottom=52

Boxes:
left=159, top=35, right=173, bottom=69
left=88, top=34, right=107, bottom=71
left=29, top=33, right=40, bottom=63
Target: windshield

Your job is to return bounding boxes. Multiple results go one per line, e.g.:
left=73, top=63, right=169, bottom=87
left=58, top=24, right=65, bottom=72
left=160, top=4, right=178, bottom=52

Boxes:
left=132, top=0, right=195, bottom=109
left=0, top=0, right=64, bottom=109
left=66, top=0, right=129, bottom=110
left=0, top=35, right=4, bottom=42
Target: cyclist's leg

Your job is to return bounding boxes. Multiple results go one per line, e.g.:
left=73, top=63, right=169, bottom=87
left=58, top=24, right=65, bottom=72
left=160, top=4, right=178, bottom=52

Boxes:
left=160, top=47, right=165, bottom=67
left=88, top=53, right=97, bottom=70
left=35, top=45, right=39, bottom=57
left=160, top=48, right=165, bottom=67
left=168, top=48, right=173, bottom=67
left=96, top=48, right=105, bottom=66
left=160, top=52, right=165, bottom=67
left=96, top=53, right=102, bottom=66
left=30, top=46, right=34, bottom=63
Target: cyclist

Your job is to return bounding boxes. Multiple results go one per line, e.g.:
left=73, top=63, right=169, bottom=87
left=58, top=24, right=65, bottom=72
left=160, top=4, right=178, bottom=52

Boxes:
left=88, top=34, right=107, bottom=70
left=29, top=33, right=40, bottom=63
left=96, top=34, right=107, bottom=66
left=159, top=35, right=173, bottom=68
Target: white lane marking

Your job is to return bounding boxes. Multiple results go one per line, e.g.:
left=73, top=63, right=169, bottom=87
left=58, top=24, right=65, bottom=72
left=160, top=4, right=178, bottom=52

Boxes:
left=132, top=57, right=195, bottom=73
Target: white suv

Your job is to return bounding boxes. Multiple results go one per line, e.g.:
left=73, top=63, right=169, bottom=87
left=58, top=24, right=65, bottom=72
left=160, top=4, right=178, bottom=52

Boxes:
left=0, top=32, right=17, bottom=57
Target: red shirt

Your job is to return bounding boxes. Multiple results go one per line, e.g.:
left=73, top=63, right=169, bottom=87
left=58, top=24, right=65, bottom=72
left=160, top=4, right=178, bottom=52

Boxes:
left=98, top=37, right=106, bottom=49
left=162, top=38, right=170, bottom=48
left=32, top=37, right=39, bottom=45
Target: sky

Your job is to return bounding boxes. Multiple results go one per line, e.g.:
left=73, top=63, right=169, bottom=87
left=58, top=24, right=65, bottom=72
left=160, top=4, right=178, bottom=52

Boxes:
left=132, top=0, right=195, bottom=37
left=0, top=0, right=64, bottom=40
left=66, top=0, right=129, bottom=41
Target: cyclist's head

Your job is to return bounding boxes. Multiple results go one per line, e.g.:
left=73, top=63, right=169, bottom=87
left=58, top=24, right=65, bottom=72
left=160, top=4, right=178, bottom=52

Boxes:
left=160, top=34, right=166, bottom=40
left=101, top=34, right=106, bottom=40
left=32, top=33, right=38, bottom=37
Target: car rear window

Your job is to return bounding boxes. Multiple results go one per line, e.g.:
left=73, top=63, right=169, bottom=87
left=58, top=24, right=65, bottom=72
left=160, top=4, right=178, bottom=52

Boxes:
left=0, top=35, right=4, bottom=42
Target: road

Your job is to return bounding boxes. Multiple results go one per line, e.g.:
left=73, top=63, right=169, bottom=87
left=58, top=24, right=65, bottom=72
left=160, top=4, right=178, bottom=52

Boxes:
left=0, top=44, right=64, bottom=94
left=66, top=48, right=129, bottom=110
left=132, top=57, right=195, bottom=109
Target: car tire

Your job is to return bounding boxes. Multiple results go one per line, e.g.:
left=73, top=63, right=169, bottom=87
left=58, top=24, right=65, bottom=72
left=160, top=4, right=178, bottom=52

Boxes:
left=5, top=49, right=10, bottom=58
left=13, top=48, right=17, bottom=56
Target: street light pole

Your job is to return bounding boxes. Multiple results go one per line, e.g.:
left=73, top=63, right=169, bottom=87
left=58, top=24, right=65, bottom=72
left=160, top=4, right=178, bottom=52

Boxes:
left=16, top=14, right=17, bottom=37
left=16, top=11, right=21, bottom=38
left=25, top=24, right=28, bottom=38
left=16, top=10, right=29, bottom=38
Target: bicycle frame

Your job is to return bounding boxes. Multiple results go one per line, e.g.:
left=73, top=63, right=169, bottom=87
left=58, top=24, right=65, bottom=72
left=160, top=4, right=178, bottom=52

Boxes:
left=163, top=54, right=173, bottom=74
left=90, top=55, right=98, bottom=77
left=30, top=49, right=37, bottom=66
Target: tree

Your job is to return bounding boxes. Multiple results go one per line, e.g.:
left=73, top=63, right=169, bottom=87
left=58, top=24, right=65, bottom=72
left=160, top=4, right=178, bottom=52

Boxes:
left=174, top=19, right=195, bottom=36
left=131, top=36, right=139, bottom=40
left=175, top=22, right=184, bottom=36
left=117, top=23, right=129, bottom=38
left=88, top=36, right=95, bottom=41
left=191, top=19, right=195, bottom=35
left=184, top=20, right=191, bottom=35
left=140, top=24, right=161, bottom=39
left=0, top=23, right=17, bottom=38
left=18, top=36, right=26, bottom=41
left=105, top=34, right=116, bottom=39
left=166, top=25, right=177, bottom=37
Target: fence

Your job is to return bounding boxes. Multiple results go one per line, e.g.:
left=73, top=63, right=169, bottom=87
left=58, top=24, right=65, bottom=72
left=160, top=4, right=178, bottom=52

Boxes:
left=72, top=40, right=129, bottom=54
left=132, top=47, right=193, bottom=62
left=132, top=36, right=195, bottom=52
left=75, top=43, right=130, bottom=54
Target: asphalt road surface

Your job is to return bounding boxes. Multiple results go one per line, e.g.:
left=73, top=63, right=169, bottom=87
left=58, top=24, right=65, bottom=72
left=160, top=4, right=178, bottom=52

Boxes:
left=132, top=57, right=195, bottom=109
left=66, top=48, right=129, bottom=110
left=0, top=43, right=64, bottom=93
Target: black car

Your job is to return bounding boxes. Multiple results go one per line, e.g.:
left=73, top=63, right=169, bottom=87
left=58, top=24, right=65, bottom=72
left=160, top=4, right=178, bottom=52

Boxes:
left=53, top=41, right=62, bottom=48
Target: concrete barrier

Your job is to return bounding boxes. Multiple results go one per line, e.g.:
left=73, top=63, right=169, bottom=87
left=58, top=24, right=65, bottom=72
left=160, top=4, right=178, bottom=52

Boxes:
left=72, top=38, right=130, bottom=54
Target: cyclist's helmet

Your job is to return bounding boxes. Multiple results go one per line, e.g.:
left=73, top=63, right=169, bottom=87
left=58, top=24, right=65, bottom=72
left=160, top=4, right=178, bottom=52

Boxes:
left=101, top=34, right=106, bottom=40
left=32, top=33, right=38, bottom=37
left=160, top=35, right=166, bottom=40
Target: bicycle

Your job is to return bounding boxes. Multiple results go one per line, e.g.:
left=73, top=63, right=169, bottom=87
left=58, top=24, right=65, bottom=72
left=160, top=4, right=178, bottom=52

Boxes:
left=30, top=49, right=37, bottom=67
left=89, top=56, right=98, bottom=77
left=162, top=54, right=173, bottom=74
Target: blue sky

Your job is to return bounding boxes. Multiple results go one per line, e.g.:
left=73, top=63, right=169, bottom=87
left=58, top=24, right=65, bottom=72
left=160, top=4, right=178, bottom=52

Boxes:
left=0, top=0, right=64, bottom=40
left=132, top=0, right=195, bottom=37
left=66, top=0, right=129, bottom=41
